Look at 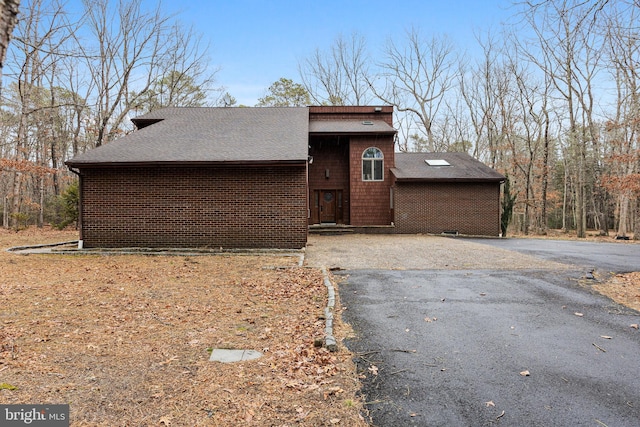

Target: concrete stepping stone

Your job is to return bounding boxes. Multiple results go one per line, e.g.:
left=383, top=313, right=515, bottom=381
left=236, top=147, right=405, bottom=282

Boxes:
left=209, top=349, right=263, bottom=363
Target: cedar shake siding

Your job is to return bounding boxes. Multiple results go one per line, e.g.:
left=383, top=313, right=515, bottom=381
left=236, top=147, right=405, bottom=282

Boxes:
left=79, top=166, right=308, bottom=249
left=309, top=106, right=396, bottom=226
left=308, top=137, right=350, bottom=224
left=393, top=182, right=501, bottom=236
left=309, top=105, right=394, bottom=126
left=349, top=136, right=394, bottom=226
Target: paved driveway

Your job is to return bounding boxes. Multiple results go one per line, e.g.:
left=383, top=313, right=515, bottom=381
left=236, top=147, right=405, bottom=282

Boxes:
left=306, top=235, right=640, bottom=427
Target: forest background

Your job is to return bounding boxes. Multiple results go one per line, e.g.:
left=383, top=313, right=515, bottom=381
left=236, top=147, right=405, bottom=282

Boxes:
left=1, top=0, right=639, bottom=239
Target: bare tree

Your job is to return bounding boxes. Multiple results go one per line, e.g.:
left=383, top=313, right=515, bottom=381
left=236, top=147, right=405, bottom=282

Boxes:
left=299, top=32, right=373, bottom=105
left=81, top=0, right=170, bottom=146
left=81, top=0, right=219, bottom=146
left=2, top=0, right=72, bottom=229
left=504, top=40, right=550, bottom=235
left=132, top=23, right=218, bottom=113
left=371, top=28, right=458, bottom=152
left=521, top=0, right=607, bottom=237
left=602, top=1, right=640, bottom=239
left=459, top=32, right=506, bottom=167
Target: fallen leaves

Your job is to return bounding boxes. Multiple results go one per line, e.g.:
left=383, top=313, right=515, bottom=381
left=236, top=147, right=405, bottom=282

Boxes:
left=0, top=229, right=367, bottom=426
left=323, top=386, right=345, bottom=400
left=593, top=272, right=640, bottom=312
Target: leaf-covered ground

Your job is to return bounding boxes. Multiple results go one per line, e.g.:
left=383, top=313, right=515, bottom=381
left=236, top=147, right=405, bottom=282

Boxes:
left=594, top=272, right=640, bottom=313
left=0, top=228, right=367, bottom=426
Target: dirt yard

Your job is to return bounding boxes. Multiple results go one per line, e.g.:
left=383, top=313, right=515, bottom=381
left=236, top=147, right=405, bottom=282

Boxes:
left=0, top=228, right=367, bottom=426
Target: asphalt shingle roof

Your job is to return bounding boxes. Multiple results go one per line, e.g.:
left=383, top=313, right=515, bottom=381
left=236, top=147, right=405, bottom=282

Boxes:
left=66, top=107, right=309, bottom=166
left=392, top=152, right=505, bottom=182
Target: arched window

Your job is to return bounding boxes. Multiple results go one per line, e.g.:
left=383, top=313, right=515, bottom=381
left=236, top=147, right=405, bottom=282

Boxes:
left=362, top=147, right=384, bottom=181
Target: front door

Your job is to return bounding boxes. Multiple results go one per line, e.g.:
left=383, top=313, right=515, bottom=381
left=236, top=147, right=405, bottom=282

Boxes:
left=320, top=190, right=336, bottom=223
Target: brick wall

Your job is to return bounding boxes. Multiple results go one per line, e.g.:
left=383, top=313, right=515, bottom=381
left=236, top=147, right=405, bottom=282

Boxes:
left=394, top=182, right=501, bottom=236
left=79, top=166, right=308, bottom=249
left=349, top=136, right=394, bottom=226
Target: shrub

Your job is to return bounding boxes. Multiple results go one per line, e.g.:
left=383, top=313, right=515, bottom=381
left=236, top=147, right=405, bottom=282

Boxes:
left=52, top=182, right=79, bottom=230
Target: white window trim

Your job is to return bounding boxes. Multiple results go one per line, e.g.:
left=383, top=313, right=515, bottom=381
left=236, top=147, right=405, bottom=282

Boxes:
left=362, top=147, right=384, bottom=182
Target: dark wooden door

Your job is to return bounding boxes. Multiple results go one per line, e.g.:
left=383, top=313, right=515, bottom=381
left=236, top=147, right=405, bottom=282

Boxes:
left=320, top=190, right=336, bottom=223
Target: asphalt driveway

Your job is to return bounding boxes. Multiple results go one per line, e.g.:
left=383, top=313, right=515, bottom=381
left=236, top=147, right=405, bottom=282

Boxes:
left=306, top=235, right=640, bottom=426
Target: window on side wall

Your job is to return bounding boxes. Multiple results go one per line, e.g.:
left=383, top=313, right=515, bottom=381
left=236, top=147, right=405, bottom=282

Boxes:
left=362, top=147, right=384, bottom=181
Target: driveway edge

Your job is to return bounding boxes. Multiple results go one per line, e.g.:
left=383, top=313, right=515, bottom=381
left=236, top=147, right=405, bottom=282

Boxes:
left=321, top=266, right=338, bottom=352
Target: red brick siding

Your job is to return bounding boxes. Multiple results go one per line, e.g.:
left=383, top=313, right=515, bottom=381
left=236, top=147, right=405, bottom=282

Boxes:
left=349, top=136, right=394, bottom=226
left=79, top=166, right=308, bottom=248
left=393, top=182, right=501, bottom=236
left=308, top=138, right=350, bottom=224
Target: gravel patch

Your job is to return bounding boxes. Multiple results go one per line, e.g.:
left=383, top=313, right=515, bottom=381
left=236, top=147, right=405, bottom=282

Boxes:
left=305, top=234, right=572, bottom=270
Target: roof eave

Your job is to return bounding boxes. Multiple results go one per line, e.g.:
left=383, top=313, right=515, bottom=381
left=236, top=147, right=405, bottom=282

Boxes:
left=393, top=177, right=505, bottom=183
left=309, top=130, right=397, bottom=136
left=65, top=159, right=308, bottom=168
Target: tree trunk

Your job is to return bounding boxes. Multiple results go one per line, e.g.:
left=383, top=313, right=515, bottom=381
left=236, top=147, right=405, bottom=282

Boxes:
left=11, top=170, right=22, bottom=229
left=618, top=194, right=629, bottom=237
left=2, top=195, right=8, bottom=229
left=576, top=152, right=586, bottom=238
left=634, top=197, right=640, bottom=241
left=0, top=0, right=21, bottom=97
left=38, top=175, right=44, bottom=228
left=540, top=116, right=550, bottom=234
left=562, top=162, right=568, bottom=232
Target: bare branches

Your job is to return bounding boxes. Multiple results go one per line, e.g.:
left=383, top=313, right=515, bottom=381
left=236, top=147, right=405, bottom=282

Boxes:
left=372, top=28, right=458, bottom=151
left=299, top=32, right=372, bottom=105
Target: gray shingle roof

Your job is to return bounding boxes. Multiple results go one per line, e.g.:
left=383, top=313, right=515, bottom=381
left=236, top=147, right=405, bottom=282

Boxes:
left=392, top=152, right=505, bottom=182
left=66, top=107, right=309, bottom=166
left=309, top=120, right=396, bottom=134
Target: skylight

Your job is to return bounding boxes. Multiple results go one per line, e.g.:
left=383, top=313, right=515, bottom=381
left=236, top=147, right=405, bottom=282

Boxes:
left=425, top=159, right=450, bottom=166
